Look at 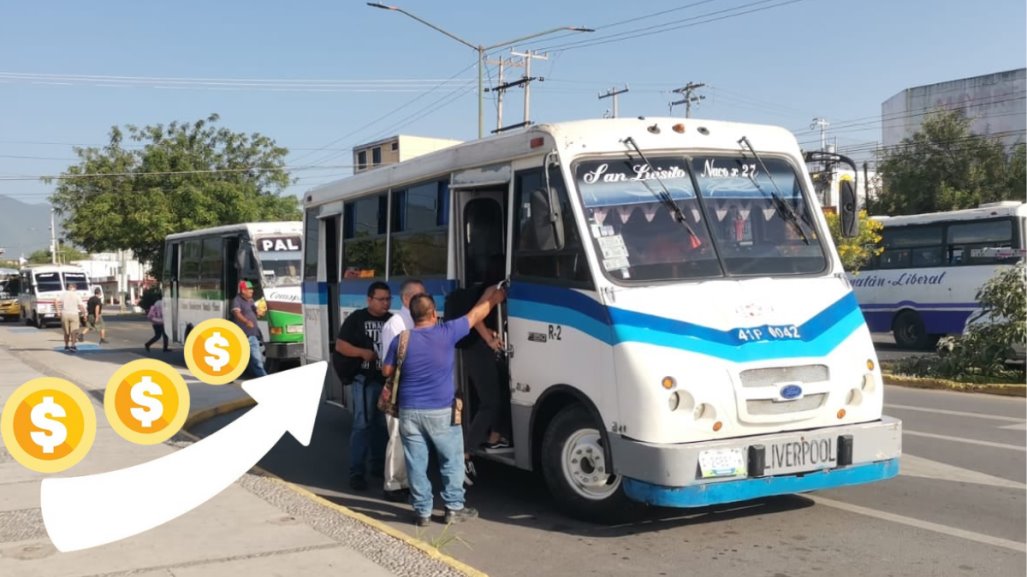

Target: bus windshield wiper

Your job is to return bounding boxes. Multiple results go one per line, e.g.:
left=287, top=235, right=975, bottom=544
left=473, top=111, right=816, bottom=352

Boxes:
left=622, top=136, right=702, bottom=248
left=737, top=136, right=810, bottom=246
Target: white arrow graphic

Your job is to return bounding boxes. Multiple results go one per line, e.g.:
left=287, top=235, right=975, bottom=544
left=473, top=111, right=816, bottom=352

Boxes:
left=40, top=361, right=327, bottom=553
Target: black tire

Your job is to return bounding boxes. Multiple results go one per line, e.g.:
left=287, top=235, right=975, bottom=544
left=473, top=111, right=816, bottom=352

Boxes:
left=34, top=312, right=44, bottom=329
left=893, top=310, right=931, bottom=350
left=541, top=404, right=632, bottom=523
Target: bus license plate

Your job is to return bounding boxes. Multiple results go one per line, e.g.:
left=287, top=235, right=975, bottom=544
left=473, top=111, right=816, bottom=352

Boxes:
left=698, top=448, right=746, bottom=478
left=765, top=435, right=837, bottom=476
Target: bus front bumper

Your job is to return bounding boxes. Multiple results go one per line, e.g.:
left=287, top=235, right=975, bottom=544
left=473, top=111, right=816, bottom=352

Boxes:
left=264, top=341, right=303, bottom=361
left=610, top=416, right=902, bottom=508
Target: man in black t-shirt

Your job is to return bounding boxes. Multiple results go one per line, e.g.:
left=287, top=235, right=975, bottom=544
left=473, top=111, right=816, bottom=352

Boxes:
left=81, top=288, right=108, bottom=344
left=335, top=281, right=392, bottom=491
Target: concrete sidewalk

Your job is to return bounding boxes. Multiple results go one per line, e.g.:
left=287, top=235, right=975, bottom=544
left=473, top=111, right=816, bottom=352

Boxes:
left=0, top=325, right=475, bottom=577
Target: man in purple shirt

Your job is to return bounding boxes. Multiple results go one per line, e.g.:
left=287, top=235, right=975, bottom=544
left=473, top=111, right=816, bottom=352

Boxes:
left=382, top=284, right=505, bottom=526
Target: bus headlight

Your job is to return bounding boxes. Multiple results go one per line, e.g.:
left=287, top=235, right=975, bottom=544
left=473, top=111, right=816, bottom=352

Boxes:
left=669, top=390, right=694, bottom=413
left=287, top=325, right=304, bottom=334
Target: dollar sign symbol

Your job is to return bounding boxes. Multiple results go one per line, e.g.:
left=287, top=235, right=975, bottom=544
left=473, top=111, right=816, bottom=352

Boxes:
left=129, top=376, right=164, bottom=428
left=30, top=396, right=68, bottom=454
left=203, top=331, right=231, bottom=373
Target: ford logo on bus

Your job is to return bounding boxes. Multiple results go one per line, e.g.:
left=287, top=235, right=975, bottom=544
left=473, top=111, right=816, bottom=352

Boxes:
left=779, top=384, right=803, bottom=400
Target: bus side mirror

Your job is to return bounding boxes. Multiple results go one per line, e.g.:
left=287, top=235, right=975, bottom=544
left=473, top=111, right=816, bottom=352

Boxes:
left=840, top=178, right=858, bottom=238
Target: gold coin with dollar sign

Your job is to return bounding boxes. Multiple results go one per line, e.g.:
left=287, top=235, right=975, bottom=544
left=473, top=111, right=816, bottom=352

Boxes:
left=1, top=377, right=97, bottom=473
left=183, top=318, right=250, bottom=385
left=104, top=359, right=190, bottom=445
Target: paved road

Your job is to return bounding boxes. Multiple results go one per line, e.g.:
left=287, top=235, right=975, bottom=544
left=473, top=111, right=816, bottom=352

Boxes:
left=24, top=317, right=1024, bottom=577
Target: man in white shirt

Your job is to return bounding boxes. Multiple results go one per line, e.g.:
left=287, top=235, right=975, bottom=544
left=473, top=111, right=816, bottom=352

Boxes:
left=379, top=278, right=424, bottom=502
left=56, top=282, right=86, bottom=352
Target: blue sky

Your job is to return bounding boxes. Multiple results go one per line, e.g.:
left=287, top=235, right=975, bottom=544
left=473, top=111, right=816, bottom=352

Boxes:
left=1, top=0, right=1024, bottom=208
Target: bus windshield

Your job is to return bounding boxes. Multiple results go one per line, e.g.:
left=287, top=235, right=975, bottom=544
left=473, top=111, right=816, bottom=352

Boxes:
left=34, top=272, right=63, bottom=292
left=575, top=154, right=827, bottom=282
left=258, top=250, right=301, bottom=287
left=63, top=271, right=88, bottom=288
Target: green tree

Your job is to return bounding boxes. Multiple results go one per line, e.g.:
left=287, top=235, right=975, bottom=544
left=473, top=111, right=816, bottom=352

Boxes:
left=49, top=114, right=300, bottom=279
left=825, top=210, right=883, bottom=272
left=27, top=245, right=88, bottom=264
left=876, top=108, right=1025, bottom=215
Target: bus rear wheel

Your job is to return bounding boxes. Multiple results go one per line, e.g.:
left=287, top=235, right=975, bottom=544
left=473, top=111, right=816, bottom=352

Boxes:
left=893, top=310, right=932, bottom=350
left=541, top=405, right=631, bottom=523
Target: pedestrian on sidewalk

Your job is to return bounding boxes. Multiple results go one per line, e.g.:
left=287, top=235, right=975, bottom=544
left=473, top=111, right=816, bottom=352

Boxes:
left=379, top=278, right=425, bottom=502
left=144, top=294, right=169, bottom=352
left=56, top=282, right=86, bottom=352
left=81, top=288, right=108, bottom=344
left=335, top=281, right=392, bottom=491
left=231, top=280, right=267, bottom=378
left=382, top=284, right=505, bottom=526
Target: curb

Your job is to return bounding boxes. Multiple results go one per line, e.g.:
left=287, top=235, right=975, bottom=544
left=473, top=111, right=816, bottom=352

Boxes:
left=882, top=372, right=1026, bottom=397
left=182, top=399, right=489, bottom=577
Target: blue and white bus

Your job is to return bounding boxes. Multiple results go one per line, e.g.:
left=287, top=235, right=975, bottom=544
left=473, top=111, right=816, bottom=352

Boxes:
left=302, top=117, right=901, bottom=520
left=851, top=202, right=1026, bottom=349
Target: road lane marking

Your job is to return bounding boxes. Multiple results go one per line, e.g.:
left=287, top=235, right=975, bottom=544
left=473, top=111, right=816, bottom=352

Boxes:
left=886, top=404, right=1025, bottom=423
left=900, top=454, right=1027, bottom=490
left=810, top=495, right=1027, bottom=554
left=904, top=430, right=1025, bottom=452
left=999, top=422, right=1027, bottom=431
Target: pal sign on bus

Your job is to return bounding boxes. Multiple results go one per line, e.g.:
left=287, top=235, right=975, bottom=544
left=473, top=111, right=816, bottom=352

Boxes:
left=259, top=237, right=301, bottom=252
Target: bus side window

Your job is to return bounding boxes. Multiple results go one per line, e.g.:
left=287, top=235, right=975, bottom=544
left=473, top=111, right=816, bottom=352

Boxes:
left=512, top=167, right=591, bottom=287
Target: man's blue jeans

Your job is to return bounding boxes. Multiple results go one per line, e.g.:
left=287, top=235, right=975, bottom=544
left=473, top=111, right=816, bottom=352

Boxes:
left=399, top=407, right=466, bottom=519
left=349, top=374, right=387, bottom=479
left=247, top=335, right=268, bottom=378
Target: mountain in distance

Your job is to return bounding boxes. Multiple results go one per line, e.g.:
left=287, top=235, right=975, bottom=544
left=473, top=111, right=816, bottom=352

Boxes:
left=0, top=195, right=61, bottom=259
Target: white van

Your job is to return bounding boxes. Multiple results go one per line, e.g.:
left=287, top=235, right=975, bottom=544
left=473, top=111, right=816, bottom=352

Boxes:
left=17, top=264, right=91, bottom=328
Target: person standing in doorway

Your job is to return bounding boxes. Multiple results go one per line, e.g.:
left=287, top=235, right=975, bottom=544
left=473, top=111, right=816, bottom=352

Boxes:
left=335, top=281, right=392, bottom=491
left=231, top=280, right=267, bottom=378
left=382, top=285, right=506, bottom=526
left=81, top=287, right=108, bottom=344
left=56, top=282, right=86, bottom=352
left=379, top=278, right=425, bottom=502
left=144, top=292, right=169, bottom=352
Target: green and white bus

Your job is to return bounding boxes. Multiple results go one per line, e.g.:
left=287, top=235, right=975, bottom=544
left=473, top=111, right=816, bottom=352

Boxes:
left=163, top=222, right=303, bottom=371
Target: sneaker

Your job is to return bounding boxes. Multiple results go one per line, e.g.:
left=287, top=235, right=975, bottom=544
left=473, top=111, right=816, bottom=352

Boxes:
left=444, top=507, right=478, bottom=524
left=414, top=515, right=431, bottom=527
left=463, top=460, right=477, bottom=487
left=349, top=475, right=368, bottom=491
left=69, top=346, right=77, bottom=352
left=145, top=343, right=151, bottom=352
left=64, top=346, right=70, bottom=351
left=483, top=438, right=513, bottom=452
left=383, top=488, right=409, bottom=503
left=99, top=338, right=109, bottom=344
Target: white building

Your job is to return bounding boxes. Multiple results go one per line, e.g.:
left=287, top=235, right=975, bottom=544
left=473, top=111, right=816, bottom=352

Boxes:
left=882, top=68, right=1026, bottom=150
left=71, top=251, right=149, bottom=306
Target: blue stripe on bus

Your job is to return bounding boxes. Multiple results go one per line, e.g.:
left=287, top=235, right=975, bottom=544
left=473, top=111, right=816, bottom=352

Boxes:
left=859, top=301, right=978, bottom=310
left=622, top=459, right=899, bottom=508
left=507, top=283, right=865, bottom=363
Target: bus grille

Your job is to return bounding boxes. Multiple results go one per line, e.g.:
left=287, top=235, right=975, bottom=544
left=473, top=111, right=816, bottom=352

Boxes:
left=739, top=364, right=830, bottom=388
left=746, top=393, right=827, bottom=415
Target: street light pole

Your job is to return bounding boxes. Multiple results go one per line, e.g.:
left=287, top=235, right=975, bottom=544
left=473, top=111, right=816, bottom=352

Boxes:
left=368, top=3, right=591, bottom=139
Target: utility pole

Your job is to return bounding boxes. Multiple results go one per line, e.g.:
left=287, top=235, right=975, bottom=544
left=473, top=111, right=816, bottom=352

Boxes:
left=510, top=49, right=548, bottom=127
left=670, top=82, right=705, bottom=117
left=598, top=85, right=629, bottom=118
left=810, top=117, right=830, bottom=151
left=49, top=205, right=57, bottom=264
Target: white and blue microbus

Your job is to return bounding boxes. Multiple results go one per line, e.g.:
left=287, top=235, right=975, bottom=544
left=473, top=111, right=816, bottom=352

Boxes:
left=302, top=117, right=901, bottom=520
left=851, top=202, right=1026, bottom=349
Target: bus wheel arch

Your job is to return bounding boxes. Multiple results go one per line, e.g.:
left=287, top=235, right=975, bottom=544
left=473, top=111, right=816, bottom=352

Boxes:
left=532, top=386, right=631, bottom=522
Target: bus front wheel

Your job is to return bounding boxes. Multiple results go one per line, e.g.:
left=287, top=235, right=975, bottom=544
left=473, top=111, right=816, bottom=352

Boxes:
left=893, top=310, right=932, bottom=350
left=541, top=405, right=631, bottom=523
